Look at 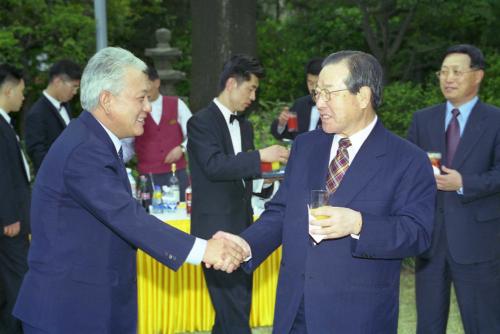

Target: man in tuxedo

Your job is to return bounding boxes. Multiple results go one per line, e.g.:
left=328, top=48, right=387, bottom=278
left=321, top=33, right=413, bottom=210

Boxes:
left=122, top=66, right=192, bottom=200
left=408, top=44, right=500, bottom=334
left=0, top=64, right=30, bottom=334
left=187, top=54, right=289, bottom=334
left=25, top=59, right=81, bottom=173
left=217, top=50, right=436, bottom=333
left=12, top=47, right=247, bottom=334
left=270, top=57, right=323, bottom=140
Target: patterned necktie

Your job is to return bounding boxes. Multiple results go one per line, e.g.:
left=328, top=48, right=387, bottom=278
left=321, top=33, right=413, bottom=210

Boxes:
left=446, top=108, right=460, bottom=166
left=326, top=137, right=352, bottom=194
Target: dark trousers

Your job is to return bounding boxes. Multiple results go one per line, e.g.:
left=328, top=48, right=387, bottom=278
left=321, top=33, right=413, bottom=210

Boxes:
left=145, top=169, right=189, bottom=201
left=202, top=266, right=252, bottom=334
left=416, top=227, right=500, bottom=334
left=0, top=234, right=29, bottom=334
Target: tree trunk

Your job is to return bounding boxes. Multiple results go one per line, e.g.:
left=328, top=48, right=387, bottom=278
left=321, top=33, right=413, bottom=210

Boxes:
left=190, top=0, right=257, bottom=113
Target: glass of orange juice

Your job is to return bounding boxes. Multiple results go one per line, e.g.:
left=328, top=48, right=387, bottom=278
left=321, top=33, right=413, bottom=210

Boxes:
left=310, top=190, right=329, bottom=219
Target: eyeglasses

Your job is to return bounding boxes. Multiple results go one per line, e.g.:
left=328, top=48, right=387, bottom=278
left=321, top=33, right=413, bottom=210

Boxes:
left=311, top=87, right=349, bottom=102
left=435, top=68, right=479, bottom=79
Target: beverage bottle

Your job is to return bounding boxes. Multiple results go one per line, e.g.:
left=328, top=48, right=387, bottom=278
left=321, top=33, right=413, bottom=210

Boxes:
left=126, top=168, right=137, bottom=199
left=185, top=184, right=192, bottom=215
left=152, top=185, right=163, bottom=214
left=169, top=163, right=180, bottom=208
left=139, top=175, right=151, bottom=212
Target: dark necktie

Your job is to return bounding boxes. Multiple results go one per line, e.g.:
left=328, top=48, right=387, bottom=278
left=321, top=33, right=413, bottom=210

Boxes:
left=326, top=137, right=352, bottom=194
left=118, top=147, right=124, bottom=163
left=230, top=114, right=243, bottom=124
left=446, top=108, right=461, bottom=166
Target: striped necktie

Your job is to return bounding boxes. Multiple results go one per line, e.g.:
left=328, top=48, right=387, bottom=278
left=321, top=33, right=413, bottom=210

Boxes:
left=326, top=137, right=351, bottom=194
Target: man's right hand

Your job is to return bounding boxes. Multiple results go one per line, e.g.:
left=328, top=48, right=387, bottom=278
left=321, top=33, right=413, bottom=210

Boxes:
left=3, top=221, right=21, bottom=237
left=259, top=145, right=289, bottom=164
left=277, top=107, right=290, bottom=126
left=203, top=234, right=246, bottom=273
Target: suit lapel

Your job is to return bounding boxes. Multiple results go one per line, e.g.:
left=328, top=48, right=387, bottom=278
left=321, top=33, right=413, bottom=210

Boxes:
left=453, top=101, right=486, bottom=169
left=0, top=116, right=30, bottom=183
left=429, top=105, right=446, bottom=158
left=80, top=111, right=131, bottom=194
left=330, top=121, right=386, bottom=207
left=211, top=102, right=235, bottom=156
left=43, top=96, right=68, bottom=129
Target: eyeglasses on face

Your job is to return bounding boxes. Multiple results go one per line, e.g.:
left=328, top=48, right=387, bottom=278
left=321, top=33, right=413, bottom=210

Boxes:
left=435, top=68, right=479, bottom=79
left=311, top=87, right=349, bottom=102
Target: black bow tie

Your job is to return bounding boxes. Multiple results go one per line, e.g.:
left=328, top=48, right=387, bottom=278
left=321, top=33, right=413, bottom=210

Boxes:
left=229, top=114, right=244, bottom=124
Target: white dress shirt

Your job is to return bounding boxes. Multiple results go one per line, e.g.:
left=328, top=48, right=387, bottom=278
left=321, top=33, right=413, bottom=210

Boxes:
left=0, top=108, right=31, bottom=182
left=43, top=91, right=70, bottom=125
left=94, top=112, right=205, bottom=265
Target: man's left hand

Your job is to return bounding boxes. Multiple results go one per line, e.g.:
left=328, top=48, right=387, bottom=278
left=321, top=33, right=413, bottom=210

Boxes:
left=309, top=206, right=362, bottom=239
left=436, top=166, right=463, bottom=191
left=164, top=146, right=183, bottom=164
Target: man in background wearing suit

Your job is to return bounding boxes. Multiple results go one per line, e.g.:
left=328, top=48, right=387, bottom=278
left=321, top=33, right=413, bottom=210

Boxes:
left=0, top=64, right=30, bottom=334
left=25, top=59, right=81, bottom=173
left=217, top=50, right=436, bottom=333
left=13, top=47, right=246, bottom=334
left=188, top=54, right=289, bottom=334
left=270, top=57, right=324, bottom=140
left=408, top=44, right=500, bottom=334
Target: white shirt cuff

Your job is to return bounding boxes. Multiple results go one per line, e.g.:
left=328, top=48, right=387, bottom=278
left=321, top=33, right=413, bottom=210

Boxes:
left=184, top=237, right=207, bottom=265
left=457, top=187, right=464, bottom=195
left=277, top=124, right=286, bottom=134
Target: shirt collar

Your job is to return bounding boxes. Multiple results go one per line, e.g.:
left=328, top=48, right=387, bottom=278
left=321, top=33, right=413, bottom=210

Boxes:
left=213, top=98, right=238, bottom=125
left=334, top=115, right=378, bottom=148
left=446, top=96, right=478, bottom=120
left=94, top=115, right=122, bottom=154
left=0, top=108, right=11, bottom=124
left=43, top=91, right=63, bottom=110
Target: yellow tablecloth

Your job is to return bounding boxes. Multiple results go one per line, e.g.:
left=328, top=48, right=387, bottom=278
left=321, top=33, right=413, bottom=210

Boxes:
left=137, top=218, right=281, bottom=334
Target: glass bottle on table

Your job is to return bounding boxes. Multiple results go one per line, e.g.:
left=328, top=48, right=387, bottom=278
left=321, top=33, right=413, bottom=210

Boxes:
left=169, top=163, right=180, bottom=208
left=138, top=175, right=151, bottom=212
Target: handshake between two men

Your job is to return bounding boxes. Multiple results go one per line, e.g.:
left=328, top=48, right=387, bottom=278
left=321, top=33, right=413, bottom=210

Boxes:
left=201, top=231, right=251, bottom=273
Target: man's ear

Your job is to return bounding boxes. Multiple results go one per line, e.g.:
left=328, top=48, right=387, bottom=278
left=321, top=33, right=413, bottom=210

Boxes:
left=99, top=90, right=113, bottom=114
left=357, top=86, right=372, bottom=110
left=225, top=77, right=237, bottom=92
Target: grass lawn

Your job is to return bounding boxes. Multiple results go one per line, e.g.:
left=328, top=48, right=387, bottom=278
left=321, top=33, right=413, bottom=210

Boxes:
left=179, top=269, right=464, bottom=334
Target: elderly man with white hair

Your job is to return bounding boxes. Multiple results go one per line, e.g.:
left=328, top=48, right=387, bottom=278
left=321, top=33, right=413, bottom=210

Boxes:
left=13, top=47, right=246, bottom=334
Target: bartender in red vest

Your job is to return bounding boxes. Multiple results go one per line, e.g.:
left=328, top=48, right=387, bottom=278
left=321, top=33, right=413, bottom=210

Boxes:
left=122, top=66, right=191, bottom=200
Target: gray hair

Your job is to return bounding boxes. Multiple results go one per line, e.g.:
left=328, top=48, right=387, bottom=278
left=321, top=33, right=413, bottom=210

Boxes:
left=80, top=47, right=147, bottom=111
left=323, top=51, right=383, bottom=109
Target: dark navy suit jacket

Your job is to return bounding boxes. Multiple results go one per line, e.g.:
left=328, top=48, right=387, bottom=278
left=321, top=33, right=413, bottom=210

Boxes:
left=241, top=121, right=436, bottom=333
left=14, top=111, right=195, bottom=333
left=408, top=100, right=500, bottom=264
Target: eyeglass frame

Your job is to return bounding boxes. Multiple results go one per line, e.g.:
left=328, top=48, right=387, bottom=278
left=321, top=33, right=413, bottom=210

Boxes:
left=435, top=68, right=480, bottom=79
left=311, top=87, right=350, bottom=102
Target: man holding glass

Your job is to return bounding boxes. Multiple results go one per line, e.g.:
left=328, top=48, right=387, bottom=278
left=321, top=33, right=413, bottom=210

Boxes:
left=408, top=44, right=500, bottom=334
left=217, top=50, right=436, bottom=333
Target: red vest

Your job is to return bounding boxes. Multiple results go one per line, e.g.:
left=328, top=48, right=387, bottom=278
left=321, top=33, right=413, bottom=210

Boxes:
left=135, top=96, right=187, bottom=174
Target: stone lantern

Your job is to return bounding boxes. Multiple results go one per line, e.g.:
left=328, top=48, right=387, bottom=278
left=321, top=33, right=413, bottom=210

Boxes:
left=145, top=28, right=185, bottom=95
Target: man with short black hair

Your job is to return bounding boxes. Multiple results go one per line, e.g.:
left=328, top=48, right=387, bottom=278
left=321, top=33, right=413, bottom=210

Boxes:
left=188, top=54, right=289, bottom=334
left=271, top=57, right=324, bottom=140
left=408, top=44, right=500, bottom=334
left=0, top=64, right=30, bottom=334
left=25, top=59, right=82, bottom=173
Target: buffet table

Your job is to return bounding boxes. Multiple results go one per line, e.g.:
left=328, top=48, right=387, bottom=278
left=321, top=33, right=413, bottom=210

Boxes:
left=137, top=210, right=281, bottom=334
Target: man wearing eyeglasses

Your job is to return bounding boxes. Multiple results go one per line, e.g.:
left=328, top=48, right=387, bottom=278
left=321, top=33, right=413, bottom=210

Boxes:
left=408, top=44, right=500, bottom=334
left=25, top=59, right=81, bottom=173
left=217, top=51, right=436, bottom=333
